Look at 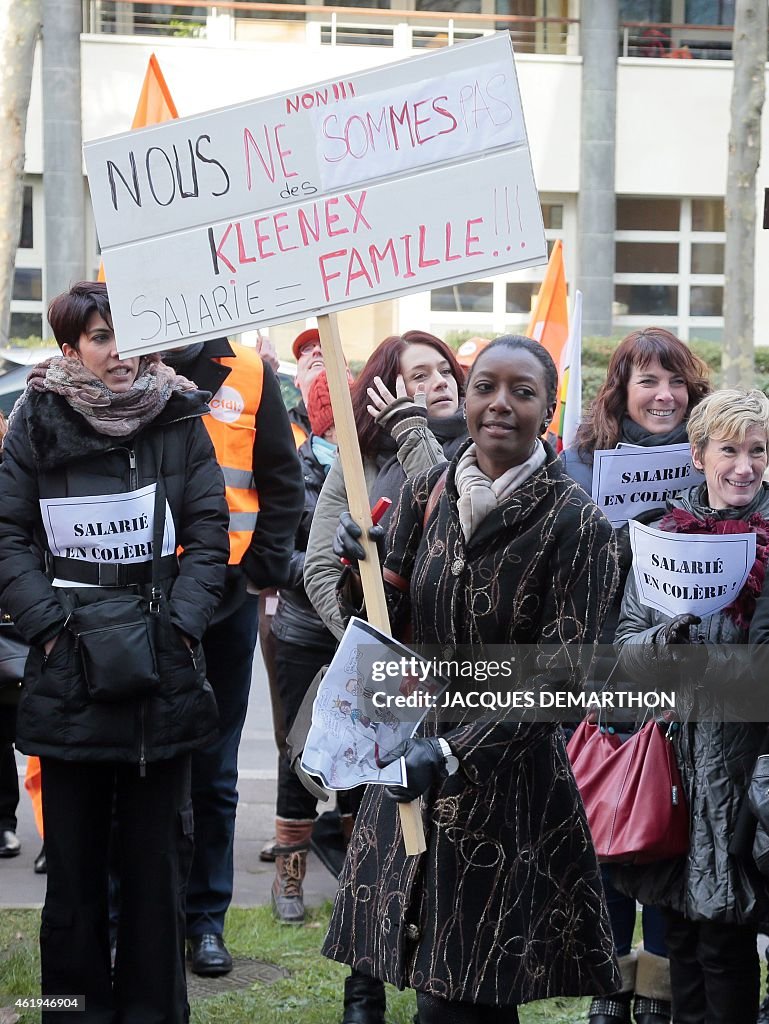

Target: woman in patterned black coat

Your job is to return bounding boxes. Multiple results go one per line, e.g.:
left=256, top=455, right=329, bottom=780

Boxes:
left=323, top=336, right=621, bottom=1023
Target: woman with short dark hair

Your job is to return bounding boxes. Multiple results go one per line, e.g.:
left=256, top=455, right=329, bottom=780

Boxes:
left=0, top=281, right=229, bottom=1023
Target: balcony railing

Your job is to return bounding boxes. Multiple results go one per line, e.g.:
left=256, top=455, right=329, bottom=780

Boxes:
left=82, top=0, right=578, bottom=54
left=619, top=20, right=737, bottom=61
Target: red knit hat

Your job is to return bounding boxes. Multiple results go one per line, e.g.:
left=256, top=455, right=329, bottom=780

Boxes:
left=307, top=371, right=334, bottom=438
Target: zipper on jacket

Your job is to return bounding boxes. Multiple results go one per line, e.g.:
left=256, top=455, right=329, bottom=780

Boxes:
left=128, top=449, right=138, bottom=490
left=139, top=700, right=147, bottom=777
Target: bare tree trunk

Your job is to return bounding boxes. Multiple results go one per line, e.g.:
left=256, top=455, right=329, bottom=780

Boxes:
left=0, top=0, right=42, bottom=346
left=723, top=0, right=767, bottom=388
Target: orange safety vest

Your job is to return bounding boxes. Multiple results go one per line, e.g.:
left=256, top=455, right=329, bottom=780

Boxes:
left=291, top=421, right=308, bottom=449
left=203, top=343, right=264, bottom=564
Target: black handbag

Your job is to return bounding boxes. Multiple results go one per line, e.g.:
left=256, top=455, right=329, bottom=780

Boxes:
left=0, top=614, right=29, bottom=707
left=63, top=442, right=168, bottom=703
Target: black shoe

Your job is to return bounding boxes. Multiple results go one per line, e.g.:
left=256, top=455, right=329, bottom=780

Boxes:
left=342, top=969, right=386, bottom=1024
left=587, top=993, right=631, bottom=1024
left=187, top=933, right=233, bottom=977
left=33, top=845, right=46, bottom=874
left=0, top=829, right=20, bottom=857
left=633, top=995, right=671, bottom=1024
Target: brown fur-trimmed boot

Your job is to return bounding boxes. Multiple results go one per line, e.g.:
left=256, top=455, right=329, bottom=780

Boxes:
left=271, top=818, right=313, bottom=925
left=633, top=949, right=672, bottom=1024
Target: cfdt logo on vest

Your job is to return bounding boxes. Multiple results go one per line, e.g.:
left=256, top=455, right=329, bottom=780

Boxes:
left=210, top=385, right=244, bottom=423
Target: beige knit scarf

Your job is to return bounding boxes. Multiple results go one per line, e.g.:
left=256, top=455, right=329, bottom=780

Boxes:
left=455, top=440, right=547, bottom=542
left=10, top=354, right=196, bottom=437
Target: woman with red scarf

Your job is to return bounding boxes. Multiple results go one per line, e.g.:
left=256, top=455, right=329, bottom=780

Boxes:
left=615, top=388, right=769, bottom=1024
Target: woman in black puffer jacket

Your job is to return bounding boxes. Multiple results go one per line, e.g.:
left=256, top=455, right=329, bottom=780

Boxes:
left=0, top=282, right=229, bottom=1023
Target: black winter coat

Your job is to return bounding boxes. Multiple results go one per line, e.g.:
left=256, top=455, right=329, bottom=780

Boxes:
left=0, top=388, right=229, bottom=764
left=323, top=444, right=622, bottom=1006
left=271, top=439, right=337, bottom=650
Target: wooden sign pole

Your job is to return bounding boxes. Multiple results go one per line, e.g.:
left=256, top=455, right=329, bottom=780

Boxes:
left=317, top=312, right=427, bottom=857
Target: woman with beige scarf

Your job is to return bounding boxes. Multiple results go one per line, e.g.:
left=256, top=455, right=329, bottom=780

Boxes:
left=0, top=281, right=229, bottom=1023
left=326, top=335, right=620, bottom=1023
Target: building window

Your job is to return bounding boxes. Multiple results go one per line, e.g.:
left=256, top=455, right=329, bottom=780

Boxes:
left=542, top=203, right=564, bottom=230
left=19, top=186, right=33, bottom=249
left=617, top=197, right=680, bottom=231
left=616, top=242, right=678, bottom=274
left=431, top=281, right=494, bottom=313
left=615, top=284, right=678, bottom=316
left=619, top=1, right=672, bottom=21
left=12, top=268, right=42, bottom=302
left=614, top=195, right=724, bottom=340
left=691, top=242, right=724, bottom=274
left=691, top=198, right=724, bottom=232
left=690, top=285, right=723, bottom=316
left=685, top=1, right=735, bottom=25
left=9, top=312, right=43, bottom=340
left=506, top=282, right=538, bottom=314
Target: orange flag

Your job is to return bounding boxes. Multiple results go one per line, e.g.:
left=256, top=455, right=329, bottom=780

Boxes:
left=98, top=55, right=179, bottom=282
left=526, top=239, right=569, bottom=371
left=130, top=52, right=179, bottom=129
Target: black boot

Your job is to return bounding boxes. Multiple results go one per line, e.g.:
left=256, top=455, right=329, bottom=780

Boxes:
left=633, top=996, right=671, bottom=1024
left=587, top=992, right=632, bottom=1024
left=341, top=969, right=386, bottom=1024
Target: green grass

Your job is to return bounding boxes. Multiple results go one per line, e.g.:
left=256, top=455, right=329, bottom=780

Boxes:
left=0, top=904, right=591, bottom=1023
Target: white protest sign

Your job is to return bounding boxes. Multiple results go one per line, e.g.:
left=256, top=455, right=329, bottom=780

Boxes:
left=592, top=444, right=705, bottom=527
left=40, top=484, right=175, bottom=567
left=629, top=520, right=756, bottom=619
left=301, top=618, right=443, bottom=791
left=83, top=33, right=547, bottom=357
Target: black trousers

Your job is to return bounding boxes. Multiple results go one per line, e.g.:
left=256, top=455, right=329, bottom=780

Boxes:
left=664, top=908, right=759, bottom=1024
left=0, top=738, right=19, bottom=830
left=40, top=755, right=193, bottom=1024
left=416, top=991, right=519, bottom=1023
left=274, top=637, right=335, bottom=820
left=187, top=593, right=259, bottom=938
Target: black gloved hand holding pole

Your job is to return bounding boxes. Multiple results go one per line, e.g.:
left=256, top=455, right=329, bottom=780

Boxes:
left=378, top=737, right=449, bottom=802
left=332, top=503, right=389, bottom=570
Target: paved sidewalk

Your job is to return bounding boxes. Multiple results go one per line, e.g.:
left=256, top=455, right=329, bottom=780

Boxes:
left=1, top=640, right=340, bottom=911
left=0, top=772, right=338, bottom=910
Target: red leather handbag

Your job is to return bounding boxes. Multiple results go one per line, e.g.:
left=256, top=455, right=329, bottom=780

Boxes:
left=567, top=719, right=689, bottom=864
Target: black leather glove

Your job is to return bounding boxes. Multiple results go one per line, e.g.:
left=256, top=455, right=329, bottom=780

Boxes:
left=332, top=511, right=385, bottom=569
left=378, top=737, right=448, bottom=802
left=657, top=613, right=701, bottom=646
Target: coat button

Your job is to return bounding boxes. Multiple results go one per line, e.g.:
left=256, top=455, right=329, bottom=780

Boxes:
left=405, top=923, right=421, bottom=942
left=451, top=557, right=464, bottom=575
